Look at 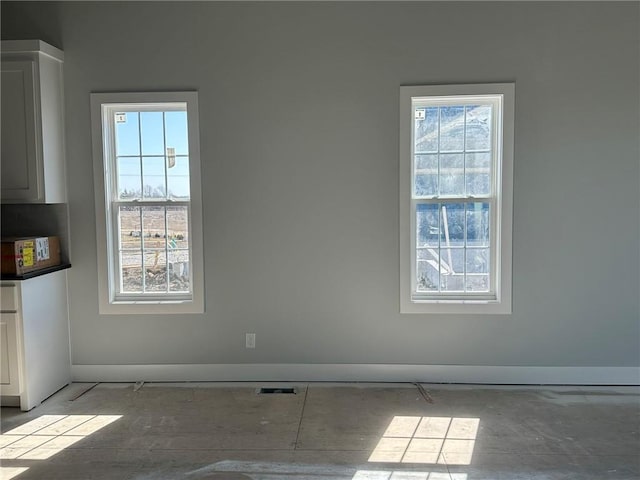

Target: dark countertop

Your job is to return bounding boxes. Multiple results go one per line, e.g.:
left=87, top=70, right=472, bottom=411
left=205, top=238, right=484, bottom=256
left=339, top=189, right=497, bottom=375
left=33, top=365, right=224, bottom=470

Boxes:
left=1, top=263, right=71, bottom=281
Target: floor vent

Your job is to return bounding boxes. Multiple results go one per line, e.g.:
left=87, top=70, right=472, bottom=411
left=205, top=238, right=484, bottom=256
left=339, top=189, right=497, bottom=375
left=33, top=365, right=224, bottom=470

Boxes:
left=258, top=387, right=297, bottom=395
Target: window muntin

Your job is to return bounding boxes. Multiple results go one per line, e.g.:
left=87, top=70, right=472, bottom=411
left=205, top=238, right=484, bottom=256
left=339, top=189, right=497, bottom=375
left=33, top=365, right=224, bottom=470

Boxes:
left=400, top=84, right=513, bottom=314
left=91, top=92, right=204, bottom=314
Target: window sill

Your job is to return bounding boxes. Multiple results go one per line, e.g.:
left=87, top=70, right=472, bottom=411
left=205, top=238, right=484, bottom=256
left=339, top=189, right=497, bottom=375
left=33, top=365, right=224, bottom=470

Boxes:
left=401, top=298, right=511, bottom=315
left=98, top=298, right=204, bottom=315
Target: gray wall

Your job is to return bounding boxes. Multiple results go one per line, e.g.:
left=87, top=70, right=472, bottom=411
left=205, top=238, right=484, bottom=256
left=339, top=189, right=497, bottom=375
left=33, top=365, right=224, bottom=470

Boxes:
left=3, top=1, right=639, bottom=369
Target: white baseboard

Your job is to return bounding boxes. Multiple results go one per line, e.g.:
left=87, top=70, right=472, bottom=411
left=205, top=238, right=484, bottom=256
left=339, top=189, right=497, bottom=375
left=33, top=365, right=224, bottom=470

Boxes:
left=71, top=364, right=640, bottom=385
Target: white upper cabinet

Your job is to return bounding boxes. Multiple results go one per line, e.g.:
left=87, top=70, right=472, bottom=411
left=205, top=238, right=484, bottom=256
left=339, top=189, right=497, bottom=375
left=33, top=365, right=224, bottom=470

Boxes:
left=1, top=40, right=66, bottom=203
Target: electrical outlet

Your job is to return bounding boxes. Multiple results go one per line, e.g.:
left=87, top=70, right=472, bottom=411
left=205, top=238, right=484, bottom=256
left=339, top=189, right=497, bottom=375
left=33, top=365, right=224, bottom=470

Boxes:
left=246, top=333, right=256, bottom=349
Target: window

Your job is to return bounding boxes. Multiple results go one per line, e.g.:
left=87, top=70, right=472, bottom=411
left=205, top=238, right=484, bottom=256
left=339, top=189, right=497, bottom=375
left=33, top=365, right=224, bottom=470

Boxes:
left=400, top=84, right=514, bottom=314
left=91, top=92, right=204, bottom=314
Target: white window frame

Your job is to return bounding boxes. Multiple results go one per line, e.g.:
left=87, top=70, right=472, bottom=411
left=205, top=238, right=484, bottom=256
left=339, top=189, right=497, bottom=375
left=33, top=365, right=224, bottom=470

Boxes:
left=400, top=83, right=514, bottom=314
left=90, top=91, right=204, bottom=314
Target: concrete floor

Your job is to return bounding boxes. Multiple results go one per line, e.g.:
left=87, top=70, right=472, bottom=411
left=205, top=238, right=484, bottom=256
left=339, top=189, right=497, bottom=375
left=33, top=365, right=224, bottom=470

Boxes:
left=0, top=383, right=638, bottom=480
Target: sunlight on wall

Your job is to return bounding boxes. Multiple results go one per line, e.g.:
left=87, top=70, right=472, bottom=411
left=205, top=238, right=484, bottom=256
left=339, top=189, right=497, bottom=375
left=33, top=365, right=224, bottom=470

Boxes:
left=353, top=470, right=468, bottom=479
left=0, top=414, right=122, bottom=460
left=368, top=416, right=479, bottom=465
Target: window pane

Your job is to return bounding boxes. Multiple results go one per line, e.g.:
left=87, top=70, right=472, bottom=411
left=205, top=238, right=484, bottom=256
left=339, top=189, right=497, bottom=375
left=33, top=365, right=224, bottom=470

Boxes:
left=121, top=206, right=191, bottom=293
left=117, top=157, right=141, bottom=200
left=466, top=248, right=489, bottom=274
left=414, top=154, right=437, bottom=197
left=142, top=157, right=166, bottom=199
left=140, top=112, right=165, bottom=155
left=440, top=203, right=465, bottom=247
left=121, top=250, right=142, bottom=293
left=465, top=152, right=491, bottom=196
left=416, top=204, right=439, bottom=247
left=439, top=106, right=465, bottom=152
left=167, top=206, right=189, bottom=249
left=441, top=271, right=464, bottom=292
left=142, top=207, right=166, bottom=250
left=466, top=274, right=489, bottom=292
left=168, top=250, right=190, bottom=292
left=167, top=156, right=190, bottom=199
left=115, top=112, right=139, bottom=156
left=439, top=154, right=464, bottom=196
left=466, top=203, right=490, bottom=247
left=416, top=203, right=493, bottom=295
left=465, top=105, right=492, bottom=151
left=417, top=249, right=438, bottom=292
left=415, top=107, right=438, bottom=153
left=165, top=111, right=188, bottom=155
left=118, top=206, right=141, bottom=250
left=144, top=251, right=167, bottom=292
left=441, top=247, right=464, bottom=275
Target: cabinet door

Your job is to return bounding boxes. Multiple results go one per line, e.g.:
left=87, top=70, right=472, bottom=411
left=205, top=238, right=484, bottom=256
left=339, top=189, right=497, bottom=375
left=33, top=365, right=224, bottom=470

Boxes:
left=0, top=285, right=17, bottom=312
left=0, top=313, right=21, bottom=396
left=1, top=59, right=40, bottom=202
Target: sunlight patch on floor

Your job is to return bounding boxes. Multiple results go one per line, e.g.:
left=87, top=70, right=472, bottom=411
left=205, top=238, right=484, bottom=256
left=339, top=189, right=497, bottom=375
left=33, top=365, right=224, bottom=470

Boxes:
left=353, top=471, right=467, bottom=479
left=0, top=467, right=29, bottom=480
left=368, top=416, right=479, bottom=465
left=0, top=414, right=122, bottom=460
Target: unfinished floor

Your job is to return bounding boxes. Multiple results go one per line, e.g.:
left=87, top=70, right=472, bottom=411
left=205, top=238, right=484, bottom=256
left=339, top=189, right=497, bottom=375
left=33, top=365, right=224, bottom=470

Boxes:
left=0, top=383, right=638, bottom=480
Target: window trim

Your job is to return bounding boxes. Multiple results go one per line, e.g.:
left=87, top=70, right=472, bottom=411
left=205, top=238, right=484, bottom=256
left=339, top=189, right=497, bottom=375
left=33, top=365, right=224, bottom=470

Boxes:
left=90, top=91, right=204, bottom=314
left=399, top=83, right=514, bottom=314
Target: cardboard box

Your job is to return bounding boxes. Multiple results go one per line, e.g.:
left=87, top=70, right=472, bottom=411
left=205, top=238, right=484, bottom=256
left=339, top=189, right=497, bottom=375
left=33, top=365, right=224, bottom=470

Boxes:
left=1, top=236, right=61, bottom=276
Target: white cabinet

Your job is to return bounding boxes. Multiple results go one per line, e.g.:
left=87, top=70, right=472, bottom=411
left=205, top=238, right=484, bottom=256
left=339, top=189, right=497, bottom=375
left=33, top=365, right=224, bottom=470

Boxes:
left=1, top=40, right=66, bottom=203
left=0, top=312, right=21, bottom=396
left=0, top=270, right=71, bottom=411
